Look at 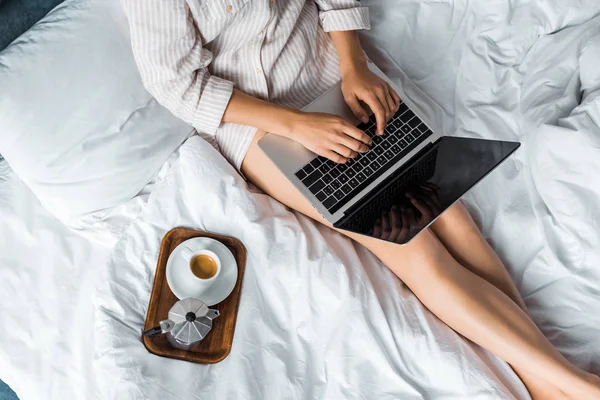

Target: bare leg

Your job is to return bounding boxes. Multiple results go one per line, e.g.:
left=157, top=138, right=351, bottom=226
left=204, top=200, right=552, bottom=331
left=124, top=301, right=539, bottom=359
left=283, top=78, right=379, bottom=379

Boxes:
left=430, top=204, right=568, bottom=399
left=241, top=131, right=600, bottom=399
left=430, top=204, right=527, bottom=310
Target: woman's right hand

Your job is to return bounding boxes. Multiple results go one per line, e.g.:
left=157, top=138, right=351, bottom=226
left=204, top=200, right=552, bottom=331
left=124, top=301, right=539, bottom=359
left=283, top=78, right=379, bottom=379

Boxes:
left=285, top=111, right=372, bottom=163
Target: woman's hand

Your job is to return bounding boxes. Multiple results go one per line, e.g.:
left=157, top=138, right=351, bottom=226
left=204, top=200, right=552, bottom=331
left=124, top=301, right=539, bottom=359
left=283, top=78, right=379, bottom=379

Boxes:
left=341, top=62, right=401, bottom=135
left=286, top=111, right=372, bottom=163
left=221, top=90, right=371, bottom=163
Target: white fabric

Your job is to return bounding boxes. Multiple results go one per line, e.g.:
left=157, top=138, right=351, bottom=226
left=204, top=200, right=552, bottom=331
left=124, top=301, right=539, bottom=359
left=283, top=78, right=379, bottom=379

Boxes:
left=0, top=0, right=193, bottom=224
left=93, top=137, right=528, bottom=399
left=0, top=148, right=179, bottom=399
left=2, top=0, right=600, bottom=399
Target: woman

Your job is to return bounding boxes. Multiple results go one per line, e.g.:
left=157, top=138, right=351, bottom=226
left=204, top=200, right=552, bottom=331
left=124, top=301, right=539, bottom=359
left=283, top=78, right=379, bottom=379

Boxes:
left=123, top=1, right=599, bottom=398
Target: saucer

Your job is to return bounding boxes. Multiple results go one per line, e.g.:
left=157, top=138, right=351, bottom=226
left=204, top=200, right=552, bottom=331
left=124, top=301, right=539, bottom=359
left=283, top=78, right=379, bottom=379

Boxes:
left=166, top=237, right=238, bottom=306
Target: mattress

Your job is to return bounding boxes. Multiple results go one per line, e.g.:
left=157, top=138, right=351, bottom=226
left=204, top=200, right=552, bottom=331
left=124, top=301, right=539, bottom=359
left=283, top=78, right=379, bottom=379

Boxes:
left=2, top=0, right=600, bottom=399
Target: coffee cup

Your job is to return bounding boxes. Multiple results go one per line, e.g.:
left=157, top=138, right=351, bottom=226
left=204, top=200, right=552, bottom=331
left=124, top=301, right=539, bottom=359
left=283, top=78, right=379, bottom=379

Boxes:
left=180, top=247, right=221, bottom=292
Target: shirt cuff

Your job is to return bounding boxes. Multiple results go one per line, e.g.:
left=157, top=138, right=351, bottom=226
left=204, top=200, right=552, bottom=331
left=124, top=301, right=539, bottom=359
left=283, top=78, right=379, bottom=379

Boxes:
left=319, top=7, right=370, bottom=32
left=194, top=75, right=234, bottom=135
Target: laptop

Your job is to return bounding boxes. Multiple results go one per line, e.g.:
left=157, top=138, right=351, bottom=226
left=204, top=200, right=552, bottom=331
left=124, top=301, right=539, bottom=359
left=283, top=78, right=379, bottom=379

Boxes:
left=258, top=59, right=520, bottom=245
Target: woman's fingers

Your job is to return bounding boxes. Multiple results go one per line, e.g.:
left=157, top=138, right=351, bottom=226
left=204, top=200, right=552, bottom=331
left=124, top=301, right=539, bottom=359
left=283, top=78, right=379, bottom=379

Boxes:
left=340, top=122, right=372, bottom=145
left=344, top=94, right=369, bottom=123
left=361, top=92, right=387, bottom=135
left=329, top=120, right=371, bottom=155
left=320, top=149, right=348, bottom=164
left=375, top=87, right=392, bottom=121
left=374, top=88, right=392, bottom=125
left=387, top=84, right=401, bottom=109
left=331, top=143, right=358, bottom=159
left=336, top=131, right=369, bottom=153
left=385, top=84, right=399, bottom=114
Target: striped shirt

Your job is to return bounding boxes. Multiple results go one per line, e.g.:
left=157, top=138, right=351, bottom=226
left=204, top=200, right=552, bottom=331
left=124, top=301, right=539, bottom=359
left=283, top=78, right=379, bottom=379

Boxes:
left=122, top=0, right=370, bottom=170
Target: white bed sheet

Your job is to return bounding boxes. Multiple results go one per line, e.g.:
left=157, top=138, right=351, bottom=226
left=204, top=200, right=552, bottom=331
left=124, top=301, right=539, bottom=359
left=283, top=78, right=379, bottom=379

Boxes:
left=0, top=152, right=179, bottom=399
left=94, top=136, right=528, bottom=399
left=2, top=0, right=600, bottom=399
left=0, top=161, right=112, bottom=399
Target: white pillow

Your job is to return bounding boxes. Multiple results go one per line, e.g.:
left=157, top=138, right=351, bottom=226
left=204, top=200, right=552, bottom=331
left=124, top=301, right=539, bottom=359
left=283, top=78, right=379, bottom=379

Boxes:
left=0, top=0, right=194, bottom=222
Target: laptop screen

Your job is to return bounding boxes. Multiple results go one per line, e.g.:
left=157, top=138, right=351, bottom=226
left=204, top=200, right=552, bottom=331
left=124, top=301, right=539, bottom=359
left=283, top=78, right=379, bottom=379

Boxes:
left=335, top=136, right=520, bottom=245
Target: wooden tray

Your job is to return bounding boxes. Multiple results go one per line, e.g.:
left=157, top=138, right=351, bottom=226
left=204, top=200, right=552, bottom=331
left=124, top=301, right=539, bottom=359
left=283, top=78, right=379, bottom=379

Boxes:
left=142, top=227, right=246, bottom=363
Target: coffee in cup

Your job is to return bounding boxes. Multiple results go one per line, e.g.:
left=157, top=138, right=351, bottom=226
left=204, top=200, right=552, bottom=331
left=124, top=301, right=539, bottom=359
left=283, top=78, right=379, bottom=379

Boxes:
left=181, top=247, right=222, bottom=291
left=190, top=254, right=218, bottom=279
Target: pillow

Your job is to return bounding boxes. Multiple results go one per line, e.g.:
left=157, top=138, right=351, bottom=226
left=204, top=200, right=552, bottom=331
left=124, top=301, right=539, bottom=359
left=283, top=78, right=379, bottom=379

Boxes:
left=0, top=0, right=193, bottom=223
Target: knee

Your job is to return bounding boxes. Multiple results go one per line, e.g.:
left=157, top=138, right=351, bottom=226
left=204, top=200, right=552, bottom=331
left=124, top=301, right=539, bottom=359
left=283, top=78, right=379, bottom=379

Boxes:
left=433, top=201, right=481, bottom=235
left=377, top=229, right=458, bottom=286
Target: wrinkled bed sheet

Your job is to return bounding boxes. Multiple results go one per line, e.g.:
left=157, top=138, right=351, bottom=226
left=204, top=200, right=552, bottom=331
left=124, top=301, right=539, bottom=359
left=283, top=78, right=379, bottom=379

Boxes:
left=3, top=0, right=600, bottom=399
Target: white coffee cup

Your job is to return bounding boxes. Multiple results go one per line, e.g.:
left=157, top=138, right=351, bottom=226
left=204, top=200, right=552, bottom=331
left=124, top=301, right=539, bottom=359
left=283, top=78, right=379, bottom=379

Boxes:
left=180, top=247, right=221, bottom=293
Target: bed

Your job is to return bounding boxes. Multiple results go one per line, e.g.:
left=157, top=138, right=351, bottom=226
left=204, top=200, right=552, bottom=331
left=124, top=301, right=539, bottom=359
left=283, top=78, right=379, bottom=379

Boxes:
left=2, top=0, right=600, bottom=399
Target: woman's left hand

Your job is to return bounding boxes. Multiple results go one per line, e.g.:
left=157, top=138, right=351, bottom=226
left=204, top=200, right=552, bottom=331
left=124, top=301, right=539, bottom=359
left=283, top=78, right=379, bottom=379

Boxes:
left=341, top=62, right=401, bottom=135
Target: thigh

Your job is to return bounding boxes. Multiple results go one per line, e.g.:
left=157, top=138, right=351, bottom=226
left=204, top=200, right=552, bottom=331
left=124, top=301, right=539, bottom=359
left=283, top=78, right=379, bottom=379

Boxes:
left=430, top=201, right=524, bottom=304
left=241, top=131, right=453, bottom=282
left=431, top=201, right=482, bottom=239
left=241, top=131, right=326, bottom=224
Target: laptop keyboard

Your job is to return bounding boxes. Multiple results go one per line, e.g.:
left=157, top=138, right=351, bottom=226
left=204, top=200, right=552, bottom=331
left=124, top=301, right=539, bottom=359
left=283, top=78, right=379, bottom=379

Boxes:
left=294, top=102, right=433, bottom=214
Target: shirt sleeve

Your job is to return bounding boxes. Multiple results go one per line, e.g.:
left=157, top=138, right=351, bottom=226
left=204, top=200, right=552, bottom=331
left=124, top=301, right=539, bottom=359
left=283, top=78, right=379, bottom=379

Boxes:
left=121, top=0, right=234, bottom=136
left=313, top=0, right=370, bottom=32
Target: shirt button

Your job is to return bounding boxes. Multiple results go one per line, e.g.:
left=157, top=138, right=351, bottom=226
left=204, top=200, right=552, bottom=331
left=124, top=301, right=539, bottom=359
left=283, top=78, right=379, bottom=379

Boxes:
left=258, top=31, right=264, bottom=37
left=256, top=68, right=262, bottom=74
left=226, top=4, right=232, bottom=12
